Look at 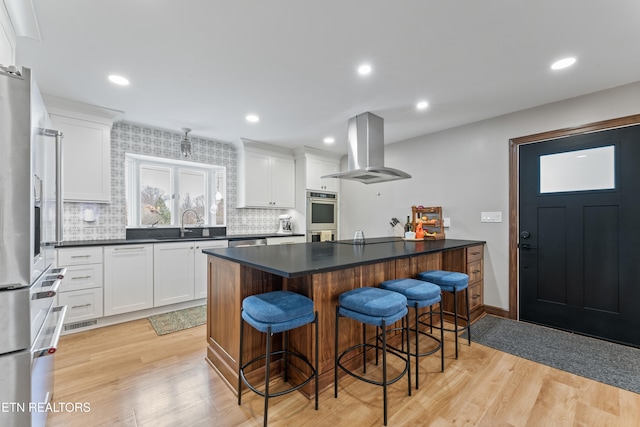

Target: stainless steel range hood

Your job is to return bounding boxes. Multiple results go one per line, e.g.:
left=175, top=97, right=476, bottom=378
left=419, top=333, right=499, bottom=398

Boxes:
left=322, top=112, right=411, bottom=184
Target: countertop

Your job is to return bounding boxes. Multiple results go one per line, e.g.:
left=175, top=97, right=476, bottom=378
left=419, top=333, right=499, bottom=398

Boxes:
left=202, top=237, right=485, bottom=278
left=55, top=233, right=305, bottom=248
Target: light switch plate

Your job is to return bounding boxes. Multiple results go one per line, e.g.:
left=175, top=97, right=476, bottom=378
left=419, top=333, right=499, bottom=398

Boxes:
left=481, top=211, right=502, bottom=223
left=443, top=217, right=451, bottom=227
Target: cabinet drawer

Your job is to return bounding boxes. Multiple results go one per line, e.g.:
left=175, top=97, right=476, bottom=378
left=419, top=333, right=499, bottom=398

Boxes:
left=58, top=247, right=103, bottom=266
left=467, top=260, right=483, bottom=284
left=469, top=281, right=483, bottom=311
left=466, top=245, right=483, bottom=262
left=59, top=264, right=103, bottom=292
left=59, top=288, right=104, bottom=323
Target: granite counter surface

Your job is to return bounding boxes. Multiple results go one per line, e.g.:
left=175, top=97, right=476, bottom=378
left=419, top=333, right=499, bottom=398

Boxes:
left=202, top=237, right=485, bottom=278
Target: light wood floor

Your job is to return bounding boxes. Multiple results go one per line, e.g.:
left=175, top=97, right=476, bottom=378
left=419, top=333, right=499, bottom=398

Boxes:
left=48, top=317, right=640, bottom=427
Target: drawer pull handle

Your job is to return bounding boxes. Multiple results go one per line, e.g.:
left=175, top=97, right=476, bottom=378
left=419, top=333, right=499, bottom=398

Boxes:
left=470, top=252, right=480, bottom=255
left=114, top=246, right=146, bottom=251
left=71, top=303, right=92, bottom=309
left=472, top=270, right=481, bottom=274
left=472, top=295, right=480, bottom=299
left=71, top=255, right=91, bottom=258
left=71, top=275, right=92, bottom=280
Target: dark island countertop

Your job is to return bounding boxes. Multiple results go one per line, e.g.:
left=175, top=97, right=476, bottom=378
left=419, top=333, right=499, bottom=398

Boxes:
left=202, top=237, right=485, bottom=278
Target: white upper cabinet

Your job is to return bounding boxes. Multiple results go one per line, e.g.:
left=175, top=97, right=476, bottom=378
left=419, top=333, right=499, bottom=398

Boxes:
left=295, top=147, right=341, bottom=193
left=238, top=140, right=295, bottom=208
left=51, top=113, right=112, bottom=202
left=0, top=5, right=16, bottom=65
left=306, top=157, right=339, bottom=192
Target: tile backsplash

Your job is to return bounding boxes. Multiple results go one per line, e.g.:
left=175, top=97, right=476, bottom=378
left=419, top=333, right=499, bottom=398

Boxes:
left=63, top=122, right=288, bottom=241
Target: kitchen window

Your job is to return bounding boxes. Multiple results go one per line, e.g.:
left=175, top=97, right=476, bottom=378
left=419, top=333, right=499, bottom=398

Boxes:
left=125, top=153, right=226, bottom=227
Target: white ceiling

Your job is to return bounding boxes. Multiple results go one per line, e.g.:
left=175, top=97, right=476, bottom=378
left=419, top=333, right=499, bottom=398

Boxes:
left=15, top=0, right=640, bottom=154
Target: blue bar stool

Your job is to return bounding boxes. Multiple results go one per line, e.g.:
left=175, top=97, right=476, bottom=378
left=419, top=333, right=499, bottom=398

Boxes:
left=417, top=270, right=470, bottom=359
left=379, top=278, right=444, bottom=389
left=334, top=287, right=411, bottom=426
left=238, top=290, right=318, bottom=427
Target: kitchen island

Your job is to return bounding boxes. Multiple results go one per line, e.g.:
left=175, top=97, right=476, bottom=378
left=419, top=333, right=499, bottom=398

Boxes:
left=203, top=237, right=485, bottom=398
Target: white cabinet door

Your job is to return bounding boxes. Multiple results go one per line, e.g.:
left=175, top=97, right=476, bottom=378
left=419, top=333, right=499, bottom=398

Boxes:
left=103, top=245, right=154, bottom=316
left=266, top=236, right=306, bottom=245
left=51, top=114, right=111, bottom=202
left=270, top=156, right=295, bottom=207
left=240, top=147, right=295, bottom=208
left=153, top=242, right=195, bottom=307
left=194, top=240, right=228, bottom=299
left=58, top=264, right=103, bottom=292
left=306, top=157, right=339, bottom=192
left=244, top=151, right=272, bottom=207
left=58, top=288, right=104, bottom=323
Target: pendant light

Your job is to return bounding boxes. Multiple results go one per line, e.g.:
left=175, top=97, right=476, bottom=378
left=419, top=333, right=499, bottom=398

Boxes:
left=215, top=176, right=222, bottom=201
left=181, top=128, right=192, bottom=158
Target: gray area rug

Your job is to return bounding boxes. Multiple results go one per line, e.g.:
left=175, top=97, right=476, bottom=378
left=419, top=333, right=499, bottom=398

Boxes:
left=463, top=315, right=640, bottom=394
left=148, top=305, right=206, bottom=335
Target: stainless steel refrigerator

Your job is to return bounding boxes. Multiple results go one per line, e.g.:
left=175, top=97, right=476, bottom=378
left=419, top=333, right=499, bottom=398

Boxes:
left=0, top=65, right=68, bottom=427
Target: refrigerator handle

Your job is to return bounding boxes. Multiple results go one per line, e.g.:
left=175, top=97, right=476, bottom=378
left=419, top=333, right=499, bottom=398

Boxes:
left=43, top=128, right=64, bottom=244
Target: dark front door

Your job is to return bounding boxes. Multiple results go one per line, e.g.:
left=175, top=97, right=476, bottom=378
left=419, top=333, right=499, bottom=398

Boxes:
left=518, top=124, right=640, bottom=347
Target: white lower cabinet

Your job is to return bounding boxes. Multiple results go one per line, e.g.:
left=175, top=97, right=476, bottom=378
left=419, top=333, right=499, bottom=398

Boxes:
left=153, top=242, right=195, bottom=307
left=104, top=245, right=154, bottom=316
left=57, top=247, right=104, bottom=324
left=58, top=288, right=103, bottom=323
left=194, top=240, right=228, bottom=299
left=266, top=236, right=306, bottom=245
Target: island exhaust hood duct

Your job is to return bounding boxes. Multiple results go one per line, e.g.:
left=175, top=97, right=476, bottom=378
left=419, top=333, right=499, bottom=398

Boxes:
left=322, top=112, right=411, bottom=184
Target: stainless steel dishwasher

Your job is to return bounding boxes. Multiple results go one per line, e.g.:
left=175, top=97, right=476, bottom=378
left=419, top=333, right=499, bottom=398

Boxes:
left=228, top=239, right=267, bottom=248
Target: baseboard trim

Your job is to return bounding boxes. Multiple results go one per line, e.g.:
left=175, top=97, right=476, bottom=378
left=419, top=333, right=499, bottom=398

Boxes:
left=483, top=305, right=511, bottom=319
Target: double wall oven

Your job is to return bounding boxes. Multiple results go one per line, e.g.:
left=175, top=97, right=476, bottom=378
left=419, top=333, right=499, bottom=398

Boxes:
left=1, top=66, right=67, bottom=427
left=306, top=191, right=337, bottom=242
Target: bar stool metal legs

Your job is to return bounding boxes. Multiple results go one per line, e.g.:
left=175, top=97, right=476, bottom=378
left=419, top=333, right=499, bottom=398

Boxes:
left=334, top=287, right=411, bottom=426
left=417, top=270, right=471, bottom=359
left=238, top=291, right=318, bottom=427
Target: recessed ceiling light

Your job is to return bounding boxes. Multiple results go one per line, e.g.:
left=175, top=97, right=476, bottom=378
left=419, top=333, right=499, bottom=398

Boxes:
left=108, top=74, right=130, bottom=85
left=416, top=101, right=429, bottom=110
left=245, top=114, right=260, bottom=123
left=550, top=57, right=576, bottom=70
left=323, top=137, right=335, bottom=144
left=358, top=64, right=372, bottom=75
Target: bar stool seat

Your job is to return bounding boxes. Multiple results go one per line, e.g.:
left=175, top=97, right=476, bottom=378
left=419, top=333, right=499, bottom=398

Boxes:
left=379, top=278, right=444, bottom=388
left=239, top=290, right=318, bottom=427
left=334, top=287, right=411, bottom=426
left=417, top=270, right=470, bottom=359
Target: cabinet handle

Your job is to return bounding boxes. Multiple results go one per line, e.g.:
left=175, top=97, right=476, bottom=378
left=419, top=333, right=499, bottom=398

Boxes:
left=472, top=270, right=481, bottom=274
left=71, top=303, right=92, bottom=309
left=470, top=252, right=480, bottom=255
left=472, top=295, right=480, bottom=300
left=114, top=246, right=146, bottom=251
left=71, top=275, right=92, bottom=280
left=71, top=255, right=91, bottom=258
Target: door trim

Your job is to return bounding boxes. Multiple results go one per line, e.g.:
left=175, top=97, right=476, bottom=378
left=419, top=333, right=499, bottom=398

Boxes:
left=508, top=114, right=640, bottom=320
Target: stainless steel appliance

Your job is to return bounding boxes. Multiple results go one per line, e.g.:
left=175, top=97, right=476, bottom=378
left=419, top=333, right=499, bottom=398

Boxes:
left=306, top=191, right=337, bottom=233
left=277, top=214, right=293, bottom=235
left=322, top=112, right=411, bottom=184
left=0, top=65, right=68, bottom=427
left=307, top=229, right=336, bottom=243
left=229, top=238, right=267, bottom=247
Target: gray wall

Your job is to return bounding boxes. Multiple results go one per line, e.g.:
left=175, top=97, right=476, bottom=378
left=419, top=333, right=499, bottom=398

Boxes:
left=63, top=122, right=287, bottom=241
left=339, top=81, right=640, bottom=312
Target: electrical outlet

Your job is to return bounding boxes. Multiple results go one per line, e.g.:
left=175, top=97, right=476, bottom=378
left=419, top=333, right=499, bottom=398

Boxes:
left=443, top=217, right=451, bottom=227
left=481, top=212, right=502, bottom=223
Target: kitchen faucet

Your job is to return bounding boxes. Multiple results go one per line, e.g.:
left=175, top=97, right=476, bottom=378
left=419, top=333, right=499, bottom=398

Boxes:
left=181, top=209, right=200, bottom=237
